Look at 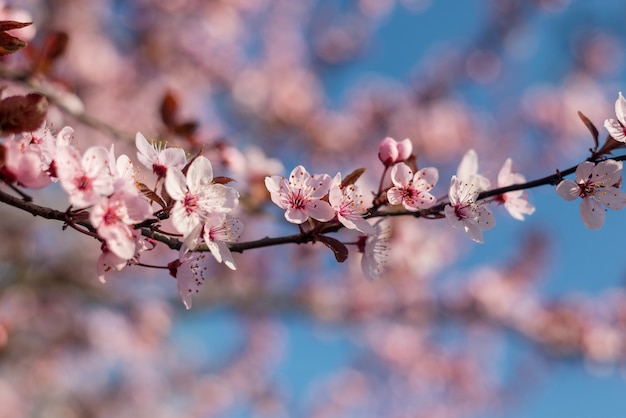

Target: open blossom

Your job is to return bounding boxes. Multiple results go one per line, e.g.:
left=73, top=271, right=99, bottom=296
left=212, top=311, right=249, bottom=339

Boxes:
left=495, top=158, right=535, bottom=220
left=604, top=92, right=626, bottom=142
left=90, top=189, right=152, bottom=260
left=456, top=149, right=490, bottom=191
left=378, top=137, right=413, bottom=167
left=168, top=246, right=209, bottom=309
left=56, top=145, right=114, bottom=208
left=0, top=137, right=51, bottom=189
left=328, top=173, right=374, bottom=233
left=358, top=219, right=391, bottom=281
left=444, top=175, right=495, bottom=243
left=97, top=231, right=150, bottom=283
left=556, top=160, right=626, bottom=229
left=265, top=165, right=334, bottom=224
left=387, top=162, right=438, bottom=211
left=165, top=155, right=239, bottom=236
left=136, top=132, right=187, bottom=178
left=202, top=214, right=244, bottom=270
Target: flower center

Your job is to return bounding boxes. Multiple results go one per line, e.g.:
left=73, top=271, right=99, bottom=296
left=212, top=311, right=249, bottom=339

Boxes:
left=289, top=189, right=307, bottom=209
left=76, top=175, right=92, bottom=191
left=183, top=193, right=199, bottom=213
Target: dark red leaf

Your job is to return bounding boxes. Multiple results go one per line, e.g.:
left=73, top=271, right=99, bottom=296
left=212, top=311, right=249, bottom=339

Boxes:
left=578, top=111, right=599, bottom=151
left=0, top=32, right=26, bottom=56
left=0, top=21, right=32, bottom=32
left=0, top=93, right=48, bottom=133
left=137, top=182, right=166, bottom=208
left=317, top=235, right=349, bottom=263
left=341, top=167, right=366, bottom=188
left=212, top=176, right=235, bottom=185
left=160, top=91, right=179, bottom=128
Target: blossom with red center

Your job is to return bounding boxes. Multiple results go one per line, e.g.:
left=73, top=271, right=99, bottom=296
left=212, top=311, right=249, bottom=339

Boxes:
left=0, top=137, right=51, bottom=189
left=90, top=189, right=152, bottom=260
left=328, top=173, right=373, bottom=233
left=135, top=132, right=187, bottom=178
left=387, top=162, right=438, bottom=211
left=56, top=145, right=114, bottom=208
left=202, top=214, right=244, bottom=270
left=444, top=175, right=495, bottom=243
left=604, top=92, right=626, bottom=142
left=556, top=159, right=626, bottom=229
left=495, top=158, right=535, bottom=221
left=168, top=248, right=209, bottom=310
left=264, top=165, right=334, bottom=224
left=165, top=155, right=240, bottom=237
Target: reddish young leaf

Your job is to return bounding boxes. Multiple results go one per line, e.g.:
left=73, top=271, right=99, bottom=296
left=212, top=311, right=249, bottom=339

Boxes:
left=137, top=182, right=166, bottom=208
left=0, top=21, right=32, bottom=32
left=0, top=32, right=26, bottom=55
left=317, top=235, right=349, bottom=263
left=341, top=167, right=366, bottom=188
left=160, top=91, right=179, bottom=129
left=578, top=111, right=599, bottom=151
left=0, top=93, right=48, bottom=133
left=212, top=176, right=235, bottom=185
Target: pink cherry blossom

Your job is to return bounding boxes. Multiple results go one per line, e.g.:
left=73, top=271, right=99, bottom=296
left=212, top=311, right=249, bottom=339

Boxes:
left=495, top=158, right=535, bottom=220
left=55, top=145, right=114, bottom=208
left=444, top=175, right=496, bottom=243
left=358, top=219, right=391, bottom=281
left=604, top=92, right=626, bottom=142
left=387, top=162, right=438, bottom=211
left=165, top=155, right=240, bottom=236
left=556, top=160, right=626, bottom=229
left=378, top=137, right=412, bottom=167
left=168, top=248, right=209, bottom=309
left=264, top=165, right=335, bottom=224
left=202, top=214, right=244, bottom=270
left=90, top=189, right=153, bottom=260
left=0, top=137, right=51, bottom=189
left=135, top=132, right=187, bottom=178
left=96, top=231, right=150, bottom=283
left=328, top=173, right=374, bottom=233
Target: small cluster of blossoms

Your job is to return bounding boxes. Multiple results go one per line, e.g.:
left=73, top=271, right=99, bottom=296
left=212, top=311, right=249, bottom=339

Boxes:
left=263, top=137, right=536, bottom=282
left=7, top=91, right=626, bottom=308
left=552, top=92, right=626, bottom=229
left=0, top=125, right=246, bottom=309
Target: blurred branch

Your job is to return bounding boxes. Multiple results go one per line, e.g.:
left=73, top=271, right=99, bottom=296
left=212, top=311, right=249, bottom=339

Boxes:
left=0, top=63, right=134, bottom=142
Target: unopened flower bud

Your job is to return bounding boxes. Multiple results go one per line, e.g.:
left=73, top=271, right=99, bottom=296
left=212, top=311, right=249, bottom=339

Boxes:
left=378, top=137, right=399, bottom=166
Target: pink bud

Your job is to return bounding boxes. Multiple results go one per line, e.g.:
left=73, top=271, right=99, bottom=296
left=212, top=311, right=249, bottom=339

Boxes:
left=396, top=138, right=413, bottom=163
left=378, top=137, right=399, bottom=166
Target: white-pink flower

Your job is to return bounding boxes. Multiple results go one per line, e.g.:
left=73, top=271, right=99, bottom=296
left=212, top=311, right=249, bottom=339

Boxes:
left=0, top=137, right=51, bottom=189
left=136, top=132, right=187, bottom=178
left=56, top=145, right=114, bottom=208
left=328, top=173, right=374, bottom=233
left=168, top=248, right=209, bottom=309
left=165, top=155, right=239, bottom=236
left=387, top=162, right=438, bottom=211
left=358, top=219, right=391, bottom=281
left=495, top=158, right=535, bottom=221
left=444, top=175, right=495, bottom=243
left=96, top=231, right=150, bottom=283
left=264, top=165, right=334, bottom=224
left=90, top=189, right=153, bottom=260
left=604, top=92, right=626, bottom=142
left=556, top=160, right=626, bottom=229
left=202, top=214, right=244, bottom=270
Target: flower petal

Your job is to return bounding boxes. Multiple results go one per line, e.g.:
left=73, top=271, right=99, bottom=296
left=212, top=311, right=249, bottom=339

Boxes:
left=556, top=180, right=580, bottom=201
left=580, top=197, right=605, bottom=229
